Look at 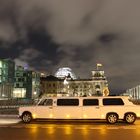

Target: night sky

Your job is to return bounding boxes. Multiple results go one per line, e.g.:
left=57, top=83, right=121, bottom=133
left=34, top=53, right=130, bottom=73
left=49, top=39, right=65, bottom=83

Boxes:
left=1, top=0, right=140, bottom=94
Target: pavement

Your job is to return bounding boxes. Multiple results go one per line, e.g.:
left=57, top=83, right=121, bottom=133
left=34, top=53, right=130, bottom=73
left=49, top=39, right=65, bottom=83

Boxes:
left=0, top=108, right=20, bottom=125
left=0, top=114, right=18, bottom=118
left=0, top=107, right=18, bottom=113
left=0, top=108, right=18, bottom=119
left=0, top=121, right=140, bottom=140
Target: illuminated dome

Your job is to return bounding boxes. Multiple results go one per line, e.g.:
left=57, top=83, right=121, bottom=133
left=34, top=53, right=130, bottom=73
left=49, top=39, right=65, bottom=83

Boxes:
left=55, top=67, right=77, bottom=79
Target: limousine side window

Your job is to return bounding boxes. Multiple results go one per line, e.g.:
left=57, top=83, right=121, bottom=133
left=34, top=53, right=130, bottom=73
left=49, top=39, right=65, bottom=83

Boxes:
left=57, top=99, right=79, bottom=106
left=83, top=99, right=99, bottom=106
left=38, top=99, right=53, bottom=106
left=103, top=98, right=124, bottom=105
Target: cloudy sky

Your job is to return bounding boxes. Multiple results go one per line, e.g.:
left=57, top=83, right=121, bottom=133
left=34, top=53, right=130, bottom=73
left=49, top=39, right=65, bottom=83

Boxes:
left=0, top=0, right=140, bottom=94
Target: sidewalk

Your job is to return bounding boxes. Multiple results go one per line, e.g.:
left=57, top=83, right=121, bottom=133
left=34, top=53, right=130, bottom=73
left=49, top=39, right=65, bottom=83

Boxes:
left=0, top=114, right=18, bottom=119
left=0, top=115, right=20, bottom=125
left=0, top=108, right=18, bottom=118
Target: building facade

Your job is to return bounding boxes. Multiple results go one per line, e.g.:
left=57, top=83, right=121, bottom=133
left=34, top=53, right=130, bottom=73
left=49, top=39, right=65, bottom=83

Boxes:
left=0, top=59, right=15, bottom=99
left=62, top=70, right=109, bottom=97
left=13, top=66, right=40, bottom=99
left=32, top=71, right=41, bottom=99
left=40, top=75, right=64, bottom=97
left=41, top=69, right=109, bottom=97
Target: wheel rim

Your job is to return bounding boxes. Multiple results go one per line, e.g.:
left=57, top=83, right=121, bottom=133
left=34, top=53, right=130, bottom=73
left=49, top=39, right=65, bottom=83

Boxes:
left=22, top=114, right=31, bottom=123
left=126, top=114, right=135, bottom=123
left=108, top=114, right=117, bottom=123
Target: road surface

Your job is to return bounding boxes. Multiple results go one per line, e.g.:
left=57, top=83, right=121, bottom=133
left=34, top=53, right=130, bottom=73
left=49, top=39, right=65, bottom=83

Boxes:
left=0, top=117, right=140, bottom=140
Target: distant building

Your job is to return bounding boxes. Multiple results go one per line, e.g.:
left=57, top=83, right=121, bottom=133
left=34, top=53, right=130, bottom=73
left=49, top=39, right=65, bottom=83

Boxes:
left=125, top=85, right=140, bottom=99
left=13, top=66, right=26, bottom=98
left=0, top=59, right=15, bottom=99
left=41, top=69, right=109, bottom=97
left=40, top=75, right=64, bottom=97
left=63, top=70, right=109, bottom=97
left=32, top=71, right=40, bottom=99
left=13, top=66, right=40, bottom=99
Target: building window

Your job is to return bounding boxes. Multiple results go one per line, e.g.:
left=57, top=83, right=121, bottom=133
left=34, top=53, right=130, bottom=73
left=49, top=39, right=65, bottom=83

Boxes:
left=95, top=85, right=100, bottom=89
left=19, top=83, right=23, bottom=87
left=18, top=78, right=21, bottom=82
left=103, top=98, right=124, bottom=105
left=23, top=83, right=26, bottom=87
left=83, top=99, right=99, bottom=106
left=57, top=99, right=79, bottom=106
left=16, top=72, right=23, bottom=77
left=21, top=78, right=24, bottom=82
left=16, top=83, right=19, bottom=87
left=13, top=88, right=26, bottom=98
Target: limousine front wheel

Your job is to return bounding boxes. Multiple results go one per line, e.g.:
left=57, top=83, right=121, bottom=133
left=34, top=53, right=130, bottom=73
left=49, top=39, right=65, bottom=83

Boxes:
left=124, top=113, right=136, bottom=124
left=107, top=113, right=118, bottom=124
left=22, top=112, right=32, bottom=123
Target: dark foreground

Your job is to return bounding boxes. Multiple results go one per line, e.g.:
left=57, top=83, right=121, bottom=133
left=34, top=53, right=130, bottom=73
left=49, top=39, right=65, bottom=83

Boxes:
left=0, top=118, right=140, bottom=140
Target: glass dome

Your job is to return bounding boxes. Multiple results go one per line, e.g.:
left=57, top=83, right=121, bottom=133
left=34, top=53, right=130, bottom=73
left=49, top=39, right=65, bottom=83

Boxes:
left=55, top=67, right=77, bottom=79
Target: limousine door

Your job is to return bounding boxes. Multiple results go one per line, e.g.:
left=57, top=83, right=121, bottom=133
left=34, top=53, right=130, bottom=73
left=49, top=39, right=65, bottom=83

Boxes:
left=35, top=99, right=53, bottom=118
left=53, top=99, right=82, bottom=119
left=82, top=99, right=101, bottom=119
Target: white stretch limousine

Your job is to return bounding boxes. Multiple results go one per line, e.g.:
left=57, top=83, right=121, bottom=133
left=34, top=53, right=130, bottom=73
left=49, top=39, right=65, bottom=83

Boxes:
left=19, top=96, right=140, bottom=124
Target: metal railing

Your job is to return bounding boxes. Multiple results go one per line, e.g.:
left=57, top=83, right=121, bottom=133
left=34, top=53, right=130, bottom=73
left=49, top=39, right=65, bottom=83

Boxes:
left=0, top=99, right=35, bottom=109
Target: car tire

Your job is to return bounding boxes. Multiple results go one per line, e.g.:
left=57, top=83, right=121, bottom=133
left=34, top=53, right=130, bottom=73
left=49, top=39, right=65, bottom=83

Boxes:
left=22, top=112, right=32, bottom=123
left=124, top=113, right=136, bottom=124
left=107, top=113, right=118, bottom=124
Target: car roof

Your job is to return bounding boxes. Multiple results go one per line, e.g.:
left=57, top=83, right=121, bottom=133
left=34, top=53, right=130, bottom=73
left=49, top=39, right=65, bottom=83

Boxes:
left=40, top=96, right=129, bottom=100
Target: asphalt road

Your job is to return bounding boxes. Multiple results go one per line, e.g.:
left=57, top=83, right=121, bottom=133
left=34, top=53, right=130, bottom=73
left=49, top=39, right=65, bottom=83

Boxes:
left=0, top=118, right=140, bottom=140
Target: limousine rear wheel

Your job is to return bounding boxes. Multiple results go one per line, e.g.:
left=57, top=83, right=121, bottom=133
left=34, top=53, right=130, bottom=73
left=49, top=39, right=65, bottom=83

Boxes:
left=124, top=113, right=136, bottom=124
left=22, top=112, right=32, bottom=123
left=107, top=113, right=118, bottom=124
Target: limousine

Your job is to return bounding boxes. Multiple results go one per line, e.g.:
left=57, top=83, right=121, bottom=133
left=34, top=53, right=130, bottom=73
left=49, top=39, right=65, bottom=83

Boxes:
left=19, top=96, right=140, bottom=124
